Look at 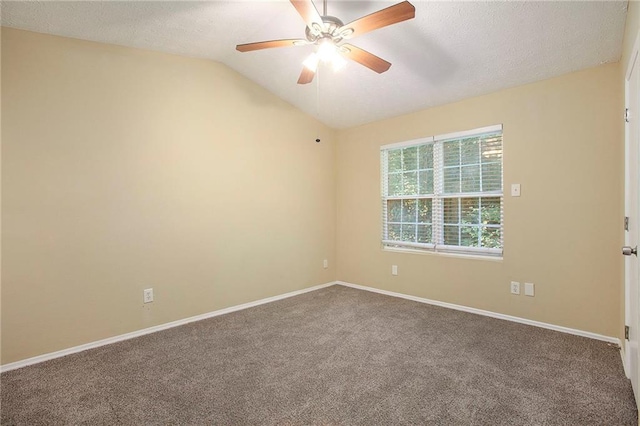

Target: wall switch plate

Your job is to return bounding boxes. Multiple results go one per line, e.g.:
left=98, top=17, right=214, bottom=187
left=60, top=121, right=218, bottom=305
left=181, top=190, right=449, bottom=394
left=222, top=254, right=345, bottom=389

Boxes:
left=524, top=282, right=535, bottom=297
left=392, top=265, right=398, bottom=276
left=511, top=184, right=521, bottom=197
left=143, top=288, right=154, bottom=303
left=510, top=281, right=520, bottom=295
left=323, top=259, right=328, bottom=269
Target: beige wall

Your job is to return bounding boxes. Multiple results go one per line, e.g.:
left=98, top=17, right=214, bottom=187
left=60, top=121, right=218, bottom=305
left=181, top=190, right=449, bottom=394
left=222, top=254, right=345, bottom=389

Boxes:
left=336, top=63, right=623, bottom=338
left=1, top=23, right=629, bottom=365
left=1, top=28, right=336, bottom=364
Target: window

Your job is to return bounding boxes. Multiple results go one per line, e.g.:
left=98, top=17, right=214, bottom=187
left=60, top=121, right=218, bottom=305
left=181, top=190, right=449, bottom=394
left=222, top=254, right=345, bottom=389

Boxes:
left=381, top=125, right=503, bottom=257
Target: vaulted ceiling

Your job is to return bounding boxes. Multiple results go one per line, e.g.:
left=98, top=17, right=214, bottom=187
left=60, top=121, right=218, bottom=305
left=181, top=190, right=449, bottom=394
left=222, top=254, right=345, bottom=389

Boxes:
left=1, top=1, right=628, bottom=129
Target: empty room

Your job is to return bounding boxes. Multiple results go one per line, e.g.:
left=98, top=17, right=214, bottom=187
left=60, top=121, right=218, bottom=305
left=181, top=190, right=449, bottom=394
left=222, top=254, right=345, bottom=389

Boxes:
left=2, top=0, right=640, bottom=424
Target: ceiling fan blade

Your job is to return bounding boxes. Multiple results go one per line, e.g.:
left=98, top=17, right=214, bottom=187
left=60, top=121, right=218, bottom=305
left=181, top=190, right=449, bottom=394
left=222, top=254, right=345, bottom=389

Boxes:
left=336, top=1, right=415, bottom=39
left=236, top=39, right=307, bottom=52
left=297, top=67, right=315, bottom=84
left=340, top=44, right=391, bottom=74
left=290, top=0, right=324, bottom=34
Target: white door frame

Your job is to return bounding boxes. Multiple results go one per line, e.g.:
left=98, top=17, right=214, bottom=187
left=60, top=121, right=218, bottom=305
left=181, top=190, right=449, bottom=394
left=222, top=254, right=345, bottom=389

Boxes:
left=624, top=30, right=640, bottom=382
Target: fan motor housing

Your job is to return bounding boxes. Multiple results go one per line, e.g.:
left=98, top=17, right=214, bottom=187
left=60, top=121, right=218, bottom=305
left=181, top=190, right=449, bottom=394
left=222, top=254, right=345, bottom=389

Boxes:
left=305, top=15, right=345, bottom=43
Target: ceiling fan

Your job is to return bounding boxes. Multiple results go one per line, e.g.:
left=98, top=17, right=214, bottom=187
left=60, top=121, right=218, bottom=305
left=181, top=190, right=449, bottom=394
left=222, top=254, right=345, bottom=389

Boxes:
left=236, top=0, right=415, bottom=84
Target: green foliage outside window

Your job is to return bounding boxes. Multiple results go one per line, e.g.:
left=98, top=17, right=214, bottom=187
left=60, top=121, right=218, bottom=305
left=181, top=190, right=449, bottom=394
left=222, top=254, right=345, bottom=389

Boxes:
left=383, top=128, right=503, bottom=254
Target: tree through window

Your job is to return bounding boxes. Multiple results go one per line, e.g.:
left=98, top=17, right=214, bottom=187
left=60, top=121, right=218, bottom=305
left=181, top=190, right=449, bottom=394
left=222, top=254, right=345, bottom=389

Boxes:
left=381, top=125, right=503, bottom=257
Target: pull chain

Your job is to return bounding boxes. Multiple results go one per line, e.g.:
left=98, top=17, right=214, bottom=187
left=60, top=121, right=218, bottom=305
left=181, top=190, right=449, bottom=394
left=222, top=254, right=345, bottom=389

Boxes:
left=316, top=67, right=320, bottom=121
left=317, top=0, right=325, bottom=139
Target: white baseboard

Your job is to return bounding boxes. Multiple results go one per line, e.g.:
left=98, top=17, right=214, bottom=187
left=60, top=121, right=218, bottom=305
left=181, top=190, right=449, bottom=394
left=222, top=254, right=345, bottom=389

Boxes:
left=1, top=281, right=337, bottom=373
left=621, top=345, right=629, bottom=379
left=337, top=281, right=620, bottom=345
left=3, top=280, right=621, bottom=373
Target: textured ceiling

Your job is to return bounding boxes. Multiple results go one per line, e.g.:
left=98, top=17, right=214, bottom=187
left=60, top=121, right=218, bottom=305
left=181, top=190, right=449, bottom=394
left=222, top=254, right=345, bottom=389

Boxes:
left=1, top=1, right=628, bottom=129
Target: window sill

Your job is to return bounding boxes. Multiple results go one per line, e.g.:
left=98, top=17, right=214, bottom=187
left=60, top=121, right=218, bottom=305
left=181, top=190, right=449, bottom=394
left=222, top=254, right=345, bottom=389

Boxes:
left=382, top=246, right=503, bottom=262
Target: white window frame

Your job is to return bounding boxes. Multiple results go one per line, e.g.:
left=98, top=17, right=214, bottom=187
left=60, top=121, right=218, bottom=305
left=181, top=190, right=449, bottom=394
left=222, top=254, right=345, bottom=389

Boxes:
left=381, top=124, right=503, bottom=258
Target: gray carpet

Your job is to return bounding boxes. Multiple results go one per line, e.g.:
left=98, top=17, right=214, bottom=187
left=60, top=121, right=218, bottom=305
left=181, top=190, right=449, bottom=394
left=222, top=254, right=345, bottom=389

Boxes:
left=1, top=285, right=637, bottom=425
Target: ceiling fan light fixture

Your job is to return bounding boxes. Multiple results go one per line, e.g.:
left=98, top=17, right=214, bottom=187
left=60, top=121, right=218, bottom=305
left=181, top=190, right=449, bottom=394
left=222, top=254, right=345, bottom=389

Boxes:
left=317, top=38, right=337, bottom=62
left=303, top=52, right=320, bottom=72
left=236, top=0, right=417, bottom=84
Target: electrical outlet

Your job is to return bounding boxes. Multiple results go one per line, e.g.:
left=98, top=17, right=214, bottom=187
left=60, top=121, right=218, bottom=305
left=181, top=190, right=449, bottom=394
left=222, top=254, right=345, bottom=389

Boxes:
left=392, top=265, right=398, bottom=276
left=524, top=282, right=535, bottom=297
left=323, top=259, right=328, bottom=269
left=143, top=288, right=154, bottom=304
left=510, top=281, right=520, bottom=295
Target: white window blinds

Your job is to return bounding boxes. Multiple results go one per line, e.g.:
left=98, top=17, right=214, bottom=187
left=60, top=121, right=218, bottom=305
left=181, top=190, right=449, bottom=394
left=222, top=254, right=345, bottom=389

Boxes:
left=381, top=125, right=503, bottom=257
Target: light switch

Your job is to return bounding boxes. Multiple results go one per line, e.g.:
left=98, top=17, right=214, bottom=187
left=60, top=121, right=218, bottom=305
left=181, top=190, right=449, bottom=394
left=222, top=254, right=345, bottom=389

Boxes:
left=511, top=184, right=521, bottom=197
left=524, top=282, right=534, bottom=297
